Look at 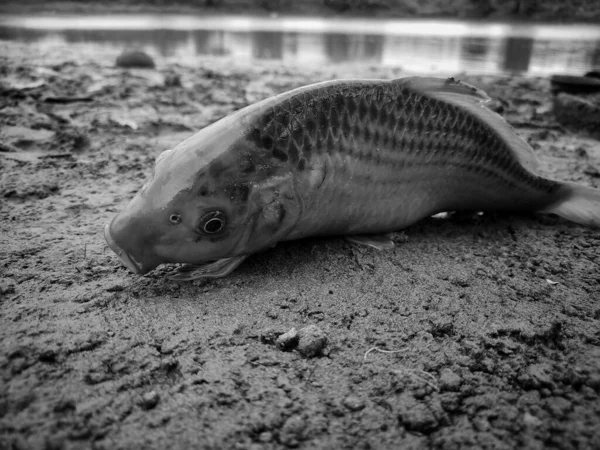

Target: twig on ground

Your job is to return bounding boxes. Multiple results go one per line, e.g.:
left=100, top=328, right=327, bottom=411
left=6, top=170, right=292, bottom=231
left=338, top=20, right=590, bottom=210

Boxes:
left=363, top=346, right=409, bottom=361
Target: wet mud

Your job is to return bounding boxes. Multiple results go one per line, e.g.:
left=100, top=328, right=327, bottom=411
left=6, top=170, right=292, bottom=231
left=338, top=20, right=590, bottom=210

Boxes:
left=1, top=41, right=600, bottom=449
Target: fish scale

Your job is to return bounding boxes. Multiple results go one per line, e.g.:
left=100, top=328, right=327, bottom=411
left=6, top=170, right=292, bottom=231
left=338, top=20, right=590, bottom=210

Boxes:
left=105, top=76, right=600, bottom=279
left=245, top=79, right=562, bottom=239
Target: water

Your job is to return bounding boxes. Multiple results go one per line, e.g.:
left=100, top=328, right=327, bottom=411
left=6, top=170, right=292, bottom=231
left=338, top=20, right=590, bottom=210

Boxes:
left=1, top=14, right=600, bottom=75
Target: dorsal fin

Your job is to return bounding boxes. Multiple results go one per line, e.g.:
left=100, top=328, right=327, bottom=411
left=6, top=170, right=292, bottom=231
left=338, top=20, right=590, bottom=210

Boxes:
left=394, top=76, right=491, bottom=102
left=393, top=76, right=540, bottom=173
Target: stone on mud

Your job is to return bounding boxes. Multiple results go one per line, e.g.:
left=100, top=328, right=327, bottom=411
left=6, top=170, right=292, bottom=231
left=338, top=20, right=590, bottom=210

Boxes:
left=342, top=395, right=365, bottom=411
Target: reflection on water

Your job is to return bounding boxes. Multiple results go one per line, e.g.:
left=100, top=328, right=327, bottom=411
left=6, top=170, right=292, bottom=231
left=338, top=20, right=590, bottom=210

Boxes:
left=502, top=37, right=533, bottom=73
left=1, top=15, right=599, bottom=75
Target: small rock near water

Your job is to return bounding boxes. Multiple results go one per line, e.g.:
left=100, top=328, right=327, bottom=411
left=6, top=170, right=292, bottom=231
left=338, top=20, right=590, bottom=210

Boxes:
left=116, top=50, right=155, bottom=69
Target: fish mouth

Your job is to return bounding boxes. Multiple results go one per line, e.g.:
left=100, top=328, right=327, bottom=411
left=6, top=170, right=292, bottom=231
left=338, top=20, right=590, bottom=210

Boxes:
left=104, top=223, right=144, bottom=275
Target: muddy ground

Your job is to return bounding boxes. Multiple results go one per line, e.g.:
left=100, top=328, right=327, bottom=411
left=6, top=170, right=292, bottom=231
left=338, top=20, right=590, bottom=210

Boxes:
left=1, top=39, right=599, bottom=450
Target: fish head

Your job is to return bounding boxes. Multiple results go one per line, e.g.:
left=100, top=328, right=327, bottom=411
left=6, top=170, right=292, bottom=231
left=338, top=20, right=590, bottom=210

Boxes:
left=104, top=183, right=244, bottom=276
left=105, top=120, right=303, bottom=276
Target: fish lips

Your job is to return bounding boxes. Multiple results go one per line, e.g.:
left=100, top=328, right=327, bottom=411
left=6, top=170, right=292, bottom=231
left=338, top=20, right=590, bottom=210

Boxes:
left=104, top=223, right=149, bottom=275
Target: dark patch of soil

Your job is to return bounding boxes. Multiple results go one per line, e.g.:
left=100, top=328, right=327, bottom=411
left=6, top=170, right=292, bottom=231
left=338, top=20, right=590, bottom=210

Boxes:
left=1, top=40, right=600, bottom=450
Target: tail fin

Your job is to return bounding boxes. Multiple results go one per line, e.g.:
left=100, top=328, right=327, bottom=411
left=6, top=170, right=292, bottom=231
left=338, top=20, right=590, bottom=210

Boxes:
left=543, top=182, right=600, bottom=227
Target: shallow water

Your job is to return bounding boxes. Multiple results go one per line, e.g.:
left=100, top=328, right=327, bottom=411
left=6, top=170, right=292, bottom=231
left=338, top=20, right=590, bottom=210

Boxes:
left=1, top=14, right=599, bottom=75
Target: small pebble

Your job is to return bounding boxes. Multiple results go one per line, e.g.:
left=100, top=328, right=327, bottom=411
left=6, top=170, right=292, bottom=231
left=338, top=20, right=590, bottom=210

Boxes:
left=258, top=431, right=273, bottom=443
left=276, top=328, right=298, bottom=351
left=139, top=391, right=160, bottom=410
left=342, top=395, right=365, bottom=411
left=296, top=325, right=327, bottom=357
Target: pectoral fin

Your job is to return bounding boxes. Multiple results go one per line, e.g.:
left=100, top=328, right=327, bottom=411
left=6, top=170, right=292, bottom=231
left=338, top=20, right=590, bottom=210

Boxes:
left=168, top=256, right=248, bottom=281
left=345, top=233, right=395, bottom=250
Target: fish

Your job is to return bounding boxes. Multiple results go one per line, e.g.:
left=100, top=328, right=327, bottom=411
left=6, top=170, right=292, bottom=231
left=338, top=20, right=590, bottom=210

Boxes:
left=104, top=77, right=600, bottom=280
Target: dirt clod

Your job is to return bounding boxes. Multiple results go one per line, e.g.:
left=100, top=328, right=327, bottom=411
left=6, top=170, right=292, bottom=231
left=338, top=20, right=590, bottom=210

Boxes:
left=439, top=368, right=462, bottom=391
left=278, top=415, right=306, bottom=447
left=276, top=328, right=299, bottom=351
left=296, top=325, right=327, bottom=357
left=139, top=391, right=160, bottom=410
left=520, top=363, right=555, bottom=390
left=399, top=403, right=439, bottom=433
left=259, top=327, right=286, bottom=345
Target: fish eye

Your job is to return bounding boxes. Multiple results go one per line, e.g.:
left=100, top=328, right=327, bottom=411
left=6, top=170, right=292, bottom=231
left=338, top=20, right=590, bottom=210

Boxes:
left=169, top=213, right=181, bottom=225
left=198, top=210, right=227, bottom=234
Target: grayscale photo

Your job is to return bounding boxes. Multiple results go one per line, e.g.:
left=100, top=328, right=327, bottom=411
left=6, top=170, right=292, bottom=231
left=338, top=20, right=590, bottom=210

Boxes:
left=1, top=0, right=599, bottom=449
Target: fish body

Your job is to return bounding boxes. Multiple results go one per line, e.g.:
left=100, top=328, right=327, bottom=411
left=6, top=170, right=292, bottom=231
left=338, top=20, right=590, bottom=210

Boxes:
left=105, top=77, right=600, bottom=279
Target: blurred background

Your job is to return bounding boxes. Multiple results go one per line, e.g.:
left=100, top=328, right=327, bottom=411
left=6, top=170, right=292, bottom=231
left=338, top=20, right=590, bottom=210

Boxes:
left=1, top=0, right=599, bottom=76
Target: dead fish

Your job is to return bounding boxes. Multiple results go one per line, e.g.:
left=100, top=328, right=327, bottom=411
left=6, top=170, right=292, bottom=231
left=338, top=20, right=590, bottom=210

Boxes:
left=104, top=77, right=600, bottom=280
